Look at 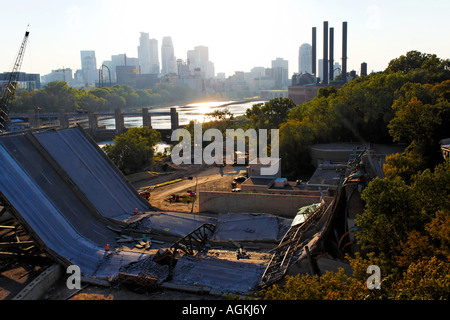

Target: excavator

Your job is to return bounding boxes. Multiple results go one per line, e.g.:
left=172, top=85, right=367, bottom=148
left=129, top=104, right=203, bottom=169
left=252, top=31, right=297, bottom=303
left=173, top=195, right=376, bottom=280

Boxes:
left=0, top=29, right=30, bottom=132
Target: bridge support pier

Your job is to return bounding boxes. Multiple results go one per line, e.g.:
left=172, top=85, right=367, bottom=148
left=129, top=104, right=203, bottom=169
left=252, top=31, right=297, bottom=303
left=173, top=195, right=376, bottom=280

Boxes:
left=28, top=110, right=38, bottom=128
left=88, top=110, right=98, bottom=131
left=142, top=108, right=152, bottom=129
left=115, top=108, right=125, bottom=133
left=170, top=107, right=179, bottom=131
left=59, top=109, right=69, bottom=129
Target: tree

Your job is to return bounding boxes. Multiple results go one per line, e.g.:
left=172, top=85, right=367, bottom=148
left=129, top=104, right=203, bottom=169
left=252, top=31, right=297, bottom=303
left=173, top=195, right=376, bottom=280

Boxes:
left=261, top=269, right=368, bottom=300
left=77, top=91, right=106, bottom=112
left=386, top=51, right=435, bottom=74
left=279, top=119, right=316, bottom=179
left=386, top=80, right=450, bottom=178
left=103, top=127, right=161, bottom=174
left=383, top=149, right=426, bottom=183
left=10, top=81, right=200, bottom=114
left=204, top=108, right=234, bottom=133
left=392, top=256, right=450, bottom=300
left=357, top=177, right=423, bottom=260
left=34, top=81, right=79, bottom=112
left=245, top=97, right=296, bottom=130
left=386, top=51, right=450, bottom=83
left=358, top=159, right=450, bottom=261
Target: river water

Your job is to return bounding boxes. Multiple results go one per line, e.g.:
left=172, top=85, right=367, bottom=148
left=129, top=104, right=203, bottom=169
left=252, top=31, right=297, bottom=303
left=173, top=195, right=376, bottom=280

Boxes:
left=97, top=99, right=267, bottom=151
left=98, top=100, right=266, bottom=130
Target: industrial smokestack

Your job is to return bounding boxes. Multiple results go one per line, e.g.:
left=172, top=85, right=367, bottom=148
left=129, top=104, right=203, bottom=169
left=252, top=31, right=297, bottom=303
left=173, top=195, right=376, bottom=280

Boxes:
left=342, top=21, right=348, bottom=83
left=361, top=62, right=367, bottom=76
left=312, top=27, right=317, bottom=77
left=323, top=21, right=328, bottom=84
left=329, top=27, right=334, bottom=81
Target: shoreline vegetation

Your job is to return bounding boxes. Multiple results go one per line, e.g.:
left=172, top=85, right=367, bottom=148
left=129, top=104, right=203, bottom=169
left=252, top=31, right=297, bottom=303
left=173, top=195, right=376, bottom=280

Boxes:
left=10, top=81, right=263, bottom=114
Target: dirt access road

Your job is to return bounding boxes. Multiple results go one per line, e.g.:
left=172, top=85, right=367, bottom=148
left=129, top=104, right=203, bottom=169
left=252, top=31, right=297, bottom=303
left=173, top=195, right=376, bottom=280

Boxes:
left=133, top=163, right=248, bottom=213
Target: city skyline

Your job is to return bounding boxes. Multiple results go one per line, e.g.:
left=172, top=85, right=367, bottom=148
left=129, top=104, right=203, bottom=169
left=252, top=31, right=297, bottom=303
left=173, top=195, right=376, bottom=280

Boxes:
left=1, top=0, right=449, bottom=80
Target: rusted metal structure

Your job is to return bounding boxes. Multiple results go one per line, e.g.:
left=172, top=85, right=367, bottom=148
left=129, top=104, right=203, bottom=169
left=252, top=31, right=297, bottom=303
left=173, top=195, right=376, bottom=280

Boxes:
left=170, top=223, right=216, bottom=256
left=258, top=197, right=333, bottom=289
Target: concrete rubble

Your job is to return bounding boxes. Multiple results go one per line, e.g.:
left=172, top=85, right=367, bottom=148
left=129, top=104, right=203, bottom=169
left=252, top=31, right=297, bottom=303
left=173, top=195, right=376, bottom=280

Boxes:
left=0, top=126, right=378, bottom=298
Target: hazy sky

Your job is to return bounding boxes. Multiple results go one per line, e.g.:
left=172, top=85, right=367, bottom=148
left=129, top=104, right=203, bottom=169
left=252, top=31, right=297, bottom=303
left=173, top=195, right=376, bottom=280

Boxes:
left=1, top=0, right=449, bottom=78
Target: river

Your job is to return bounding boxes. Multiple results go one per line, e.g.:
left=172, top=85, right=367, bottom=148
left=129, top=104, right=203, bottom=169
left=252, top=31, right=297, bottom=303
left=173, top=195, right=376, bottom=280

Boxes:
left=97, top=99, right=267, bottom=152
left=97, top=100, right=266, bottom=130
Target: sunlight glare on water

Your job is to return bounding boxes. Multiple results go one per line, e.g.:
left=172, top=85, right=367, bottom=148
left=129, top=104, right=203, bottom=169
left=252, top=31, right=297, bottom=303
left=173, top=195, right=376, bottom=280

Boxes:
left=97, top=100, right=267, bottom=130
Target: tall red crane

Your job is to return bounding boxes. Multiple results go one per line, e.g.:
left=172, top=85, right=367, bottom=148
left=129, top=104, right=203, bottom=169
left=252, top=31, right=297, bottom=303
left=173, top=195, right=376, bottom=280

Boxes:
left=0, top=29, right=30, bottom=132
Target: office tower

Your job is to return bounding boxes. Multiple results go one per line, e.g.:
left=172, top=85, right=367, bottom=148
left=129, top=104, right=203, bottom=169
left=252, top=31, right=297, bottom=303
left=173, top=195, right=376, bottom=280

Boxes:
left=271, top=57, right=289, bottom=88
left=161, top=36, right=177, bottom=75
left=204, top=61, right=215, bottom=79
left=102, top=54, right=139, bottom=81
left=138, top=32, right=160, bottom=75
left=318, top=59, right=324, bottom=82
left=299, top=43, right=312, bottom=74
left=187, top=46, right=215, bottom=79
left=80, top=50, right=97, bottom=86
left=194, top=46, right=209, bottom=65
left=148, top=38, right=159, bottom=74
left=272, top=57, right=288, bottom=72
left=187, top=49, right=199, bottom=72
left=41, top=68, right=72, bottom=85
left=138, top=33, right=151, bottom=74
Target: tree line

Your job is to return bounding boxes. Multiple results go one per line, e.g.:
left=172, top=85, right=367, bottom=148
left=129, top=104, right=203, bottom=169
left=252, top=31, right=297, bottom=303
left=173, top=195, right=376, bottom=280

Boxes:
left=10, top=81, right=200, bottom=113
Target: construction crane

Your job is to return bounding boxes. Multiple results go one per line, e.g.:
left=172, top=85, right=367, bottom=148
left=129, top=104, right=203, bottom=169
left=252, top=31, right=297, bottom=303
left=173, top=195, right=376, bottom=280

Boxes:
left=0, top=29, right=30, bottom=132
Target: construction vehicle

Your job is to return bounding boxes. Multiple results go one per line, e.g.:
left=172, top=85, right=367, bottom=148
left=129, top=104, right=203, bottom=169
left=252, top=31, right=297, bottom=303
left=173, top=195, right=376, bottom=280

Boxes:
left=0, top=29, right=30, bottom=132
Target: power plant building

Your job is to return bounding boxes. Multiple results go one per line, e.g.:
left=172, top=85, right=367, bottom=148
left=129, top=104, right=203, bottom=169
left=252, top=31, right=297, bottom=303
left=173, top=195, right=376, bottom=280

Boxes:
left=288, top=21, right=349, bottom=105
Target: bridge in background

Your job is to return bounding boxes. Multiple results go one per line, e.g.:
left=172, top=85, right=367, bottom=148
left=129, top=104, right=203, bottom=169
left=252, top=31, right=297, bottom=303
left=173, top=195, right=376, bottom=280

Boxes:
left=9, top=107, right=179, bottom=142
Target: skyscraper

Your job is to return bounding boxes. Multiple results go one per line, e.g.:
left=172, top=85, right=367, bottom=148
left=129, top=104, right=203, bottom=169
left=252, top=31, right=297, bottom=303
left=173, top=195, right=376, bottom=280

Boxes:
left=195, top=46, right=215, bottom=79
left=138, top=32, right=160, bottom=75
left=102, top=54, right=139, bottom=82
left=299, top=43, right=312, bottom=74
left=80, top=50, right=97, bottom=86
left=194, top=46, right=209, bottom=65
left=161, top=36, right=177, bottom=75
left=271, top=57, right=289, bottom=88
left=148, top=38, right=159, bottom=74
left=318, top=59, right=326, bottom=82
left=187, top=46, right=215, bottom=79
left=187, top=50, right=199, bottom=71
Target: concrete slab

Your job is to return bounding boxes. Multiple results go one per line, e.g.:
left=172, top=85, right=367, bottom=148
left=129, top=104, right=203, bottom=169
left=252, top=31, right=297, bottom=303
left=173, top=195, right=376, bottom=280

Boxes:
left=212, top=213, right=290, bottom=242
left=166, top=255, right=267, bottom=295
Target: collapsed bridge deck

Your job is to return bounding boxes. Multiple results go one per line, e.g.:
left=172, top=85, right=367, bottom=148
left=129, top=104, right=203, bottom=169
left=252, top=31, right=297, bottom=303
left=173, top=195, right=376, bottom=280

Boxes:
left=0, top=126, right=343, bottom=296
left=0, top=127, right=153, bottom=278
left=0, top=127, right=286, bottom=295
